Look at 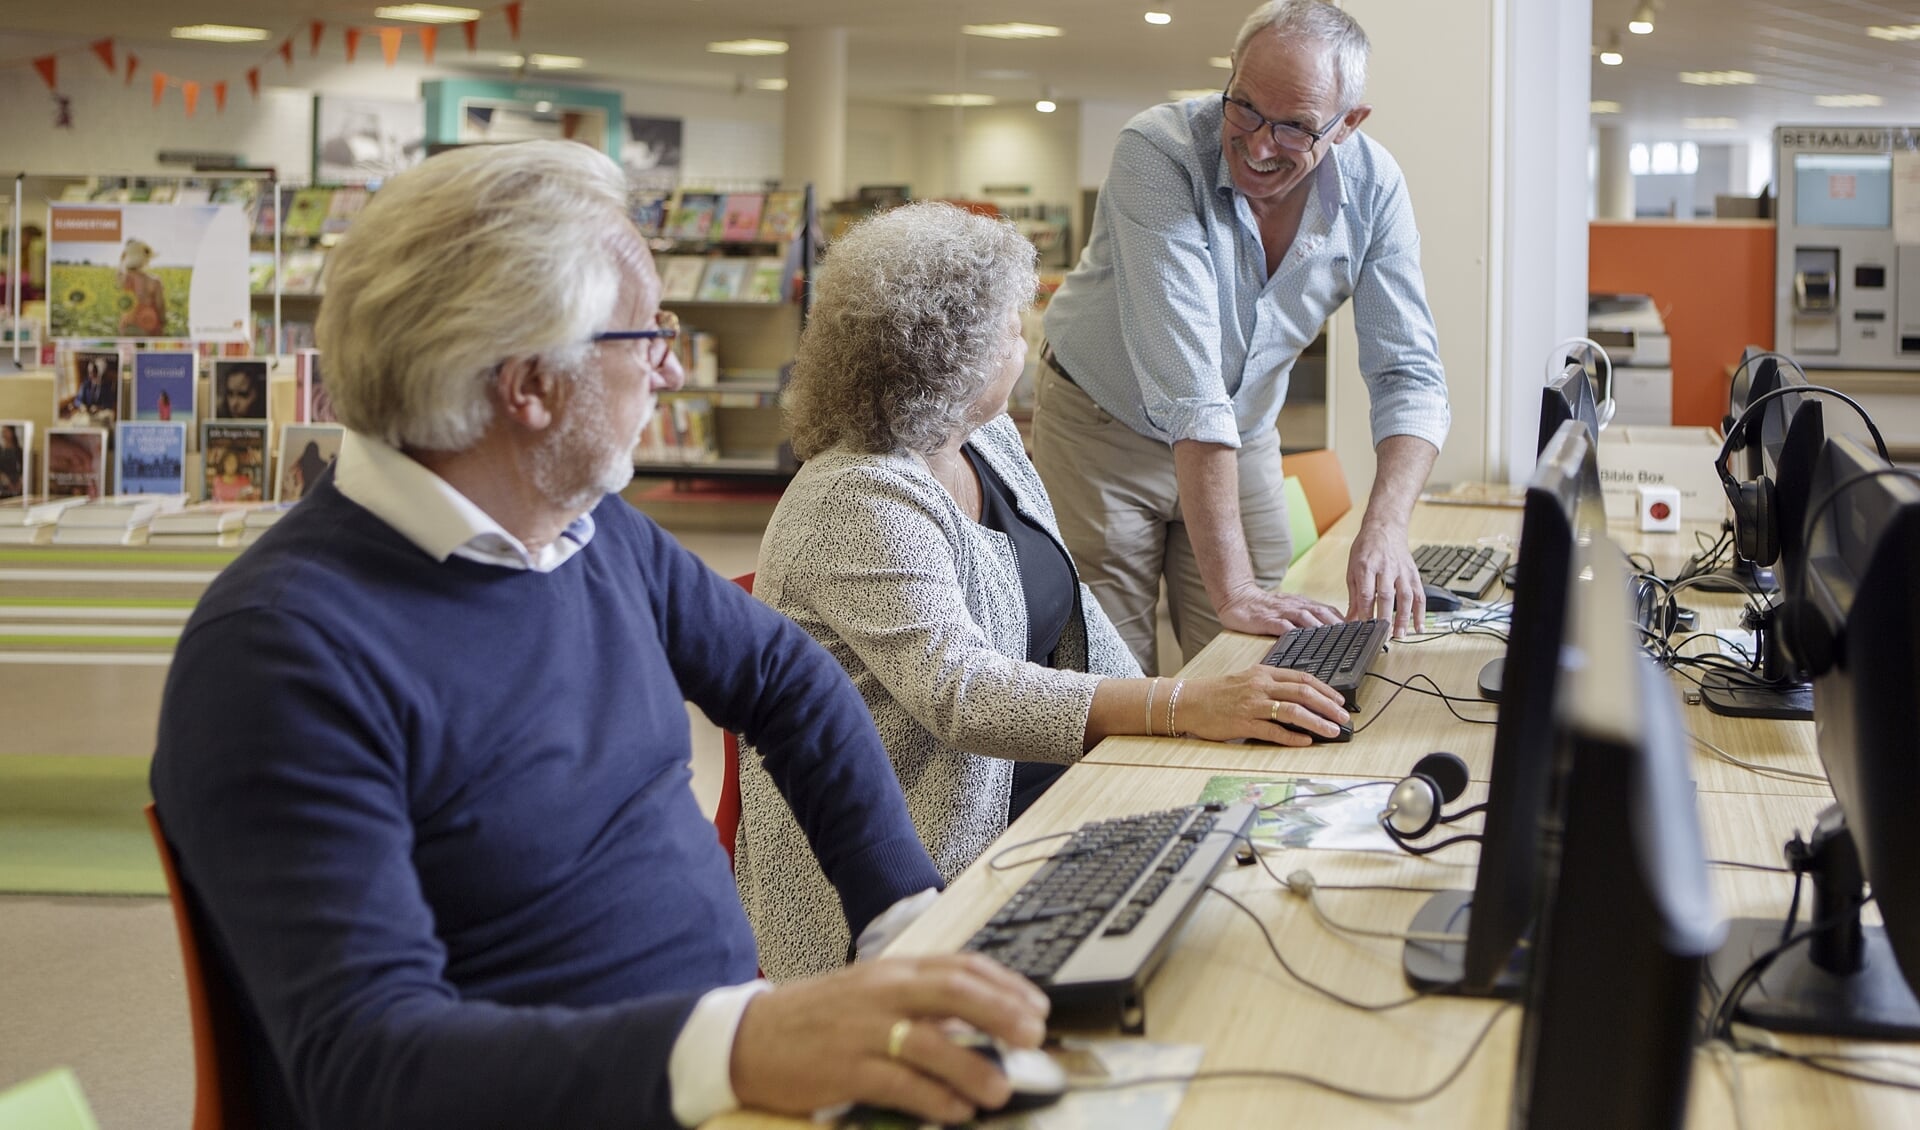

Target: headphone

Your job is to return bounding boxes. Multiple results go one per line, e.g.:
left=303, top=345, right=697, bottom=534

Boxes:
left=1714, top=384, right=1889, bottom=567
left=1546, top=337, right=1616, bottom=431
left=1379, top=751, right=1485, bottom=855
left=1775, top=467, right=1920, bottom=679
left=1721, top=350, right=1808, bottom=435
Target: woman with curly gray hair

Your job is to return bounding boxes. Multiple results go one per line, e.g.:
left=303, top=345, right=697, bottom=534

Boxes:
left=733, top=202, right=1350, bottom=980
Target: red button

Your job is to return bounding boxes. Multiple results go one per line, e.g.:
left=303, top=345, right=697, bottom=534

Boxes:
left=1650, top=502, right=1671, bottom=521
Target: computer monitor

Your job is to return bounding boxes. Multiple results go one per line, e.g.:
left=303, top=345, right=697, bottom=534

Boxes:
left=1708, top=435, right=1920, bottom=1039
left=1696, top=346, right=1802, bottom=596
left=1512, top=540, right=1723, bottom=1130
left=1403, top=419, right=1607, bottom=996
left=1536, top=361, right=1601, bottom=457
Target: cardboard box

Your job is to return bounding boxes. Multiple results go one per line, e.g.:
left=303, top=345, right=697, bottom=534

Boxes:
left=1595, top=425, right=1729, bottom=524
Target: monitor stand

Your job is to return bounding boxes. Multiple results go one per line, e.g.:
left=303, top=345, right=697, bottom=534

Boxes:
left=1707, top=809, right=1920, bottom=1040
left=1401, top=890, right=1527, bottom=999
left=1690, top=557, right=1778, bottom=596
left=1699, top=602, right=1813, bottom=722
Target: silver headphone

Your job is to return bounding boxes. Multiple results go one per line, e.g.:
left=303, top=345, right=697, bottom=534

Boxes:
left=1380, top=751, right=1485, bottom=855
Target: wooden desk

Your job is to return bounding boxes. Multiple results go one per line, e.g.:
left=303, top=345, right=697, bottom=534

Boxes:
left=1085, top=502, right=1829, bottom=798
left=709, top=764, right=1917, bottom=1128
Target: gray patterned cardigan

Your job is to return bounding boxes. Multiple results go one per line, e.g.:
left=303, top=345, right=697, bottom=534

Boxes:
left=733, top=413, right=1141, bottom=981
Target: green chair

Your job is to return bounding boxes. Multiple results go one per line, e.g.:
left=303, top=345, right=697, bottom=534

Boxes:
left=1283, top=476, right=1320, bottom=563
left=0, top=1068, right=100, bottom=1130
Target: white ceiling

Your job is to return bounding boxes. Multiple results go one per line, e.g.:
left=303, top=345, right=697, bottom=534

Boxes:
left=2, top=1, right=1916, bottom=129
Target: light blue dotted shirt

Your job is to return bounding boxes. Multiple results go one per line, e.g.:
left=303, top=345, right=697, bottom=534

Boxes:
left=1043, top=96, right=1451, bottom=452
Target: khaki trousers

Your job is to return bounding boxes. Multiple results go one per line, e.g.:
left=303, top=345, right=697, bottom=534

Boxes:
left=1031, top=364, right=1292, bottom=675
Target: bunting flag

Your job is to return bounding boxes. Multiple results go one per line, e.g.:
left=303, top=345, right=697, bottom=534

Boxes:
left=309, top=20, right=326, bottom=56
left=463, top=20, right=479, bottom=52
left=378, top=27, right=404, bottom=66
left=32, top=55, right=56, bottom=91
left=419, top=25, right=438, bottom=63
left=152, top=72, right=166, bottom=106
left=278, top=39, right=294, bottom=67
left=124, top=52, right=138, bottom=85
left=182, top=80, right=200, bottom=117
left=246, top=67, right=260, bottom=97
left=344, top=28, right=361, bottom=63
left=505, top=2, right=522, bottom=40
left=214, top=80, right=228, bottom=112
left=90, top=38, right=115, bottom=74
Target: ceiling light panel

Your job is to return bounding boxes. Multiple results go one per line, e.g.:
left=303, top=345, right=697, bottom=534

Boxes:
left=1169, top=88, right=1219, bottom=100
left=1679, top=70, right=1757, bottom=86
left=962, top=23, right=1062, bottom=40
left=708, top=39, right=788, bottom=56
left=528, top=54, right=584, bottom=69
left=1815, top=94, right=1884, bottom=107
left=1590, top=101, right=1622, bottom=114
left=1209, top=56, right=1233, bottom=69
left=755, top=78, right=788, bottom=91
left=170, top=24, right=269, bottom=42
left=1684, top=117, right=1739, bottom=129
left=373, top=5, right=481, bottom=22
left=1866, top=25, right=1920, bottom=42
left=929, top=93, right=996, bottom=106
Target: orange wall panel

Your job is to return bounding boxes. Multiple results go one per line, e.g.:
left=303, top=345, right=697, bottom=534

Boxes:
left=1588, top=220, right=1775, bottom=426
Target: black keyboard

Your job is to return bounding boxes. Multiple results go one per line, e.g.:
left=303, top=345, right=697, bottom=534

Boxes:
left=1412, top=542, right=1510, bottom=599
left=963, top=802, right=1255, bottom=1032
left=1260, top=618, right=1388, bottom=710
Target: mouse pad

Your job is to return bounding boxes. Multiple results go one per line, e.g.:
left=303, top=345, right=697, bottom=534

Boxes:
left=840, top=1039, right=1203, bottom=1129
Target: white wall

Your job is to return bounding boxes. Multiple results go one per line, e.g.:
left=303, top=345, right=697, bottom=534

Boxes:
left=910, top=101, right=1083, bottom=231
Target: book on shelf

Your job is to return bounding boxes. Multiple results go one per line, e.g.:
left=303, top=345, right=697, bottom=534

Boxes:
left=743, top=256, right=790, bottom=303
left=57, top=494, right=182, bottom=530
left=283, top=187, right=334, bottom=238
left=242, top=501, right=296, bottom=528
left=248, top=251, right=277, bottom=294
left=757, top=190, right=806, bottom=243
left=322, top=187, right=370, bottom=237
left=719, top=194, right=766, bottom=242
left=277, top=424, right=344, bottom=502
left=677, top=330, right=720, bottom=387
left=658, top=256, right=707, bottom=302
left=629, top=189, right=672, bottom=239
left=45, top=427, right=108, bottom=500
left=0, top=494, right=84, bottom=527
left=695, top=259, right=751, bottom=302
left=211, top=360, right=271, bottom=422
left=0, top=419, right=30, bottom=502
left=132, top=352, right=197, bottom=423
left=664, top=191, right=722, bottom=240
left=151, top=503, right=251, bottom=535
left=281, top=249, right=327, bottom=295
left=116, top=421, right=189, bottom=496
left=296, top=350, right=336, bottom=424
left=202, top=421, right=270, bottom=503
left=634, top=395, right=717, bottom=465
left=59, top=349, right=123, bottom=430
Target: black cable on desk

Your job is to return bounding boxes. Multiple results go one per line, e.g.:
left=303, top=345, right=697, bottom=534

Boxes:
left=1358, top=671, right=1499, bottom=729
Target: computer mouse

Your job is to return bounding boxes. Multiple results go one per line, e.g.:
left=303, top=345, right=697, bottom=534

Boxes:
left=1422, top=582, right=1463, bottom=613
left=969, top=1041, right=1067, bottom=1114
left=1279, top=717, right=1354, bottom=744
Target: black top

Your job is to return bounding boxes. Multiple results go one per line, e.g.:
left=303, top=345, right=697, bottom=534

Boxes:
left=964, top=442, right=1075, bottom=666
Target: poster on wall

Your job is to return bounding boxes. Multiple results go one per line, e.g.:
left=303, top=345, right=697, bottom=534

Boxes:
left=314, top=95, right=426, bottom=186
left=46, top=203, right=250, bottom=343
left=623, top=116, right=683, bottom=191
left=460, top=103, right=610, bottom=153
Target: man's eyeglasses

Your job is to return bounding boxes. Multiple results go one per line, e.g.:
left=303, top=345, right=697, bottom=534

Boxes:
left=592, top=310, right=680, bottom=368
left=1221, top=93, right=1342, bottom=154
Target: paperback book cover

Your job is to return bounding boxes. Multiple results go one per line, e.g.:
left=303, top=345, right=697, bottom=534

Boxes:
left=212, top=359, right=270, bottom=421
left=321, top=187, right=370, bottom=237
left=282, top=187, right=334, bottom=238
left=658, top=256, right=707, bottom=302
left=116, top=421, right=189, bottom=495
left=281, top=249, right=327, bottom=295
left=664, top=191, right=722, bottom=240
left=744, top=256, right=790, bottom=303
left=277, top=423, right=345, bottom=502
left=1194, top=775, right=1398, bottom=853
left=0, top=420, right=29, bottom=501
left=133, top=351, right=197, bottom=423
left=695, top=259, right=751, bottom=302
left=719, top=193, right=765, bottom=241
left=202, top=421, right=269, bottom=503
left=296, top=350, right=336, bottom=424
left=248, top=250, right=277, bottom=294
left=45, top=427, right=108, bottom=500
left=59, top=349, right=123, bottom=429
left=756, top=190, right=806, bottom=243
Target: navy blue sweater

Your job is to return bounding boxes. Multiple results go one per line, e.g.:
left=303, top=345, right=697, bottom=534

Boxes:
left=151, top=481, right=942, bottom=1129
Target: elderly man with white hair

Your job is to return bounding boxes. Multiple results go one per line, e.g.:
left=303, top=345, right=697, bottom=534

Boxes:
left=1035, top=0, right=1452, bottom=673
left=150, top=140, right=1047, bottom=1130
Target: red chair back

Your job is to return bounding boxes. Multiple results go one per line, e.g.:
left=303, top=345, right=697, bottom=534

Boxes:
left=714, top=573, right=754, bottom=868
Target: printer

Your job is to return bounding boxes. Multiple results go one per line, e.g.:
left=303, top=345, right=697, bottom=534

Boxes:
left=1588, top=292, right=1673, bottom=425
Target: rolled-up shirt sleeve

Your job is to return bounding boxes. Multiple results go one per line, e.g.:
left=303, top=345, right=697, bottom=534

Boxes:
left=1103, top=128, right=1242, bottom=447
left=1350, top=168, right=1451, bottom=452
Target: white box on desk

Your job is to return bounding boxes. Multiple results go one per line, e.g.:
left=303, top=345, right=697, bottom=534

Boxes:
left=1595, top=425, right=1729, bottom=524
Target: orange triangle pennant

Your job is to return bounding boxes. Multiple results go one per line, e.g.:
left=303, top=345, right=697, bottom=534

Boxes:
left=278, top=39, right=294, bottom=67
left=505, top=2, right=522, bottom=40
left=90, top=38, right=115, bottom=73
left=31, top=55, right=56, bottom=91
left=214, top=80, right=228, bottom=112
left=182, top=81, right=199, bottom=117
left=419, top=25, right=438, bottom=64
left=124, top=52, right=139, bottom=86
left=463, top=20, right=478, bottom=52
left=310, top=20, right=325, bottom=56
left=246, top=68, right=260, bottom=97
left=378, top=27, right=403, bottom=66
left=152, top=72, right=167, bottom=107
left=344, top=27, right=361, bottom=63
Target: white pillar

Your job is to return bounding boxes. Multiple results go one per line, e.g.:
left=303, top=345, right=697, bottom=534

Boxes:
left=782, top=27, right=847, bottom=202
left=1595, top=123, right=1634, bottom=221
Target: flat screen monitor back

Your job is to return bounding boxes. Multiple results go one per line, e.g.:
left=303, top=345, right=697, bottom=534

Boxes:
left=1511, top=541, right=1722, bottom=1130
left=1536, top=363, right=1600, bottom=457
left=1403, top=419, right=1606, bottom=996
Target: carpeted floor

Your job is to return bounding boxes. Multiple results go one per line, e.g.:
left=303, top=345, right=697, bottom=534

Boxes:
left=0, top=755, right=161, bottom=896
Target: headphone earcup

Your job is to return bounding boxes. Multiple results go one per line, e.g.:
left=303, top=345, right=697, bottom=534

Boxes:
left=1410, top=751, right=1470, bottom=803
left=1749, top=476, right=1778, bottom=565
left=1383, top=774, right=1443, bottom=839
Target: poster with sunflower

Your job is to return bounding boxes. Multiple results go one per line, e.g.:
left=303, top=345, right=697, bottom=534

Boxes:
left=47, top=204, right=250, bottom=343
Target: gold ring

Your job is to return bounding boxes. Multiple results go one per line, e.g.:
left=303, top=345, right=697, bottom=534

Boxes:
left=1269, top=700, right=1281, bottom=723
left=887, top=1018, right=913, bottom=1060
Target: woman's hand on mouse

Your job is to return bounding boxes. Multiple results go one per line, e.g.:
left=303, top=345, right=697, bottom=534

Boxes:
left=1172, top=667, right=1350, bottom=745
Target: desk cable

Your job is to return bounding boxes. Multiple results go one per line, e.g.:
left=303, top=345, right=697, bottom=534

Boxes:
left=1688, top=731, right=1827, bottom=786
left=1356, top=671, right=1500, bottom=732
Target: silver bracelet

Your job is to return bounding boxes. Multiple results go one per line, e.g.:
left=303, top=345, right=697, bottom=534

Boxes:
left=1143, top=677, right=1161, bottom=736
left=1167, top=679, right=1184, bottom=737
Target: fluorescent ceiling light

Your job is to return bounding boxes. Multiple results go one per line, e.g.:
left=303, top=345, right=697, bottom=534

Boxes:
left=1599, top=50, right=1623, bottom=66
left=1210, top=56, right=1233, bottom=69
left=1684, top=117, right=1739, bottom=129
left=497, top=53, right=524, bottom=66
left=755, top=78, right=787, bottom=91
left=1679, top=70, right=1757, bottom=86
left=1035, top=99, right=1057, bottom=113
left=1169, top=88, right=1219, bottom=101
left=962, top=23, right=1062, bottom=40
left=928, top=93, right=996, bottom=107
left=1815, top=93, right=1884, bottom=107
left=1628, top=3, right=1655, bottom=34
left=528, top=54, right=584, bottom=69
left=974, top=68, right=1034, bottom=81
left=374, top=4, right=481, bottom=22
left=170, top=24, right=269, bottom=43
left=1144, top=12, right=1172, bottom=26
left=708, top=39, right=788, bottom=56
left=1590, top=100, right=1622, bottom=114
left=1867, top=24, right=1920, bottom=41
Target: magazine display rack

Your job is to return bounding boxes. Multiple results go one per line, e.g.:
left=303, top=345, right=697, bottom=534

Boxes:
left=635, top=185, right=814, bottom=479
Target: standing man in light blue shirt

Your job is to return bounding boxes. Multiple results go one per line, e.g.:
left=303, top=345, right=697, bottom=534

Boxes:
left=1035, top=0, right=1450, bottom=673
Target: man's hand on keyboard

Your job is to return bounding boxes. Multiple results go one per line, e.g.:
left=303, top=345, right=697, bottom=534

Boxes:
left=1179, top=666, right=1351, bottom=744
left=1346, top=525, right=1425, bottom=637
left=1216, top=584, right=1344, bottom=638
left=730, top=953, right=1048, bottom=1126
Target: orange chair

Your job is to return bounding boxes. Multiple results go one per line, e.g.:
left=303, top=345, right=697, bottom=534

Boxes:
left=714, top=573, right=755, bottom=869
left=1283, top=448, right=1353, bottom=535
left=145, top=804, right=255, bottom=1130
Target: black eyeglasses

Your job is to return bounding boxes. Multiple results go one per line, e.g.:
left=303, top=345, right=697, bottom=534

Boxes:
left=1221, top=92, right=1343, bottom=154
left=591, top=311, right=679, bottom=367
